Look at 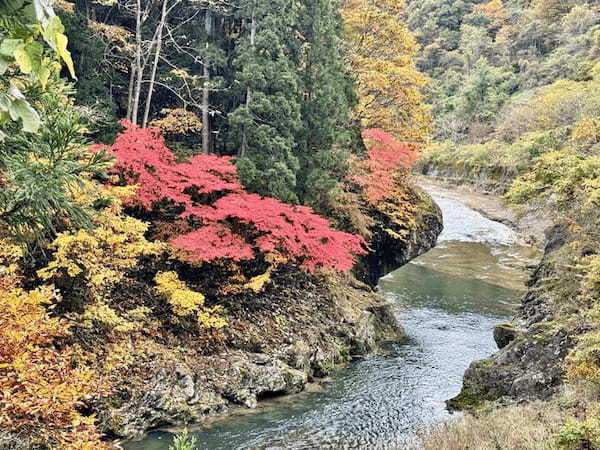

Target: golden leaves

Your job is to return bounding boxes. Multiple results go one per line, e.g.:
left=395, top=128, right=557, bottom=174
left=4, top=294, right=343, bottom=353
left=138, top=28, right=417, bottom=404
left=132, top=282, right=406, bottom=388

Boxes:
left=342, top=0, right=432, bottom=148
left=0, top=282, right=107, bottom=448
left=154, top=271, right=226, bottom=328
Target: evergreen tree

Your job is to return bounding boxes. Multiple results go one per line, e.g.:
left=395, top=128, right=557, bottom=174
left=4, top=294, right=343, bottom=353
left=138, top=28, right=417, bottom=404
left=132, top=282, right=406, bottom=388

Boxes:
left=229, top=0, right=303, bottom=204
left=295, top=0, right=356, bottom=209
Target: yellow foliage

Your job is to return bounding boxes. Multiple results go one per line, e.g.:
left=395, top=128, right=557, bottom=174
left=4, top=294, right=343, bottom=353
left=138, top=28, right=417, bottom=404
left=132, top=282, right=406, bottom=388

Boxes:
left=0, top=237, right=23, bottom=283
left=242, top=254, right=286, bottom=293
left=572, top=118, right=600, bottom=148
left=154, top=271, right=226, bottom=328
left=376, top=180, right=418, bottom=238
left=81, top=301, right=139, bottom=333
left=567, top=329, right=600, bottom=384
left=150, top=108, right=203, bottom=137
left=38, top=186, right=164, bottom=300
left=475, top=0, right=509, bottom=30
left=342, top=0, right=431, bottom=148
left=89, top=21, right=133, bottom=53
left=244, top=271, right=272, bottom=293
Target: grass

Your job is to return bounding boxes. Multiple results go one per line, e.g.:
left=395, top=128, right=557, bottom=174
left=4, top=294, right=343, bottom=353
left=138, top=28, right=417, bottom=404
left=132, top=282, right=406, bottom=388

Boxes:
left=417, top=401, right=566, bottom=449
left=414, top=384, right=600, bottom=450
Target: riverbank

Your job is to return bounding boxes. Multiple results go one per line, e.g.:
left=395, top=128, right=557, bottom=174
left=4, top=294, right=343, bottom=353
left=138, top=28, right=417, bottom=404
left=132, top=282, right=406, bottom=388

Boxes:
left=416, top=173, right=600, bottom=449
left=94, top=184, right=443, bottom=445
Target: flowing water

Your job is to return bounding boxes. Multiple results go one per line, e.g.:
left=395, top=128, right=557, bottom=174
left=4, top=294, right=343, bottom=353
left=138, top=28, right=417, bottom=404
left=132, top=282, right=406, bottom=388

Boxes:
left=125, top=185, right=540, bottom=450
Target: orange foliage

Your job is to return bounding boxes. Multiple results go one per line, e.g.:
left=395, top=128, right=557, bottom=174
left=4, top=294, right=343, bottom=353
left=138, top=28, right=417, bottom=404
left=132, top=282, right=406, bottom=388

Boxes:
left=0, top=276, right=107, bottom=449
left=475, top=0, right=509, bottom=30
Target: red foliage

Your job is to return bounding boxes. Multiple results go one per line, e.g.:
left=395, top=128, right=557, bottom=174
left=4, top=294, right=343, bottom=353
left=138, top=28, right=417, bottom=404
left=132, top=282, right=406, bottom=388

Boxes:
left=352, top=129, right=418, bottom=204
left=107, top=121, right=366, bottom=272
left=104, top=122, right=242, bottom=210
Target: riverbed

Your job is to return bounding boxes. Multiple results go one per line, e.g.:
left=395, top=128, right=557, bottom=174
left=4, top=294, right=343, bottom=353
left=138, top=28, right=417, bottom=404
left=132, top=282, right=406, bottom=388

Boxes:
left=125, top=184, right=540, bottom=450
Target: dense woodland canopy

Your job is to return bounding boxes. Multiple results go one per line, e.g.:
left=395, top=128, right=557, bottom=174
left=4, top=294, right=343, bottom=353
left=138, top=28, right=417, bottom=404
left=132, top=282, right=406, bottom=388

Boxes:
left=59, top=0, right=430, bottom=209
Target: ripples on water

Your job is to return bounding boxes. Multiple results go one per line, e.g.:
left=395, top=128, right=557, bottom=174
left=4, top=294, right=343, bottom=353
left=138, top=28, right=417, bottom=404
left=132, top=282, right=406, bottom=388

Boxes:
left=125, top=187, right=536, bottom=450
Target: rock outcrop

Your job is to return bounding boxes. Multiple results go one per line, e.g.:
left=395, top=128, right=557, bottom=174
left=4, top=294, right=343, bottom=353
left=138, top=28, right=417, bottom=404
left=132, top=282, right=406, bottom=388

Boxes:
left=356, top=187, right=443, bottom=287
left=98, top=277, right=406, bottom=440
left=448, top=225, right=573, bottom=410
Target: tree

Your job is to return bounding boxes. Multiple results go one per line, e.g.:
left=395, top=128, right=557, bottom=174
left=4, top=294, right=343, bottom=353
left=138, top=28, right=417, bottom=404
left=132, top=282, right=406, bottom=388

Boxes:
left=454, top=58, right=516, bottom=125
left=0, top=0, right=111, bottom=244
left=0, top=84, right=110, bottom=244
left=342, top=0, right=432, bottom=148
left=474, top=0, right=509, bottom=33
left=228, top=0, right=303, bottom=204
left=106, top=121, right=367, bottom=272
left=351, top=129, right=418, bottom=204
left=295, top=0, right=357, bottom=209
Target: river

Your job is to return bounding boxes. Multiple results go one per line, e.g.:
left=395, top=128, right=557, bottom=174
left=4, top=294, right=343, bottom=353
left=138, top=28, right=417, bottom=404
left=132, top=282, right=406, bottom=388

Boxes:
left=125, top=184, right=540, bottom=450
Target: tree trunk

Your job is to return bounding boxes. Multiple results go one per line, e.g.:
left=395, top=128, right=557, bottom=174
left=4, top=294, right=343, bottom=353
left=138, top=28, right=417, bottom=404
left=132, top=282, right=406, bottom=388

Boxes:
left=202, top=9, right=212, bottom=154
left=142, top=0, right=168, bottom=128
left=240, top=1, right=256, bottom=157
left=131, top=0, right=143, bottom=125
left=126, top=61, right=136, bottom=121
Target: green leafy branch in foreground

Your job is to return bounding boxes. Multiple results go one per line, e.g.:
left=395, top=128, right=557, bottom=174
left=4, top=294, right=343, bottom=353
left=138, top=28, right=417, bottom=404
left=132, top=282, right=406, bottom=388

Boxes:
left=169, top=430, right=198, bottom=450
left=0, top=0, right=76, bottom=138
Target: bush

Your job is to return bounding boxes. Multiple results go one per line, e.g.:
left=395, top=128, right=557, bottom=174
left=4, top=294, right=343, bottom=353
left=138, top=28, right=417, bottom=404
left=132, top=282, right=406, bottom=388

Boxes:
left=105, top=121, right=367, bottom=273
left=0, top=254, right=106, bottom=448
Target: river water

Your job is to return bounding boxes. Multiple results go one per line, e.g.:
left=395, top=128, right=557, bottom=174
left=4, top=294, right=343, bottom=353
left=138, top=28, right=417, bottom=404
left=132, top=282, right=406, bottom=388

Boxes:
left=125, top=185, right=539, bottom=450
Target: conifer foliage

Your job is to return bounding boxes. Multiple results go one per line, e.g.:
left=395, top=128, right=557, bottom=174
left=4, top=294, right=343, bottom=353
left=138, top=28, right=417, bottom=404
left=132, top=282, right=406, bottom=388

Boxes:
left=107, top=122, right=366, bottom=272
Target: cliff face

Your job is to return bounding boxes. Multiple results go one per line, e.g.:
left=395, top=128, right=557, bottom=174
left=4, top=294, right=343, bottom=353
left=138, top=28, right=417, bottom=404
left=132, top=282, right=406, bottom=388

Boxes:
left=356, top=187, right=443, bottom=287
left=448, top=225, right=573, bottom=410
left=97, top=269, right=404, bottom=440
left=96, top=187, right=443, bottom=441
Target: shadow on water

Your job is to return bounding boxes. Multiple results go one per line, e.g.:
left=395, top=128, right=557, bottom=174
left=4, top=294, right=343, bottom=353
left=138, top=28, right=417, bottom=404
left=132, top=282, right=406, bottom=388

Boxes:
left=124, top=186, right=534, bottom=450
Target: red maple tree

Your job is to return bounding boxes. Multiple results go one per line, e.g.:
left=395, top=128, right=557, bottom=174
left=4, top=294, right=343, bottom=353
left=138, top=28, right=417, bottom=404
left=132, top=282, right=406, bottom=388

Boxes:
left=352, top=129, right=418, bottom=204
left=104, top=121, right=366, bottom=272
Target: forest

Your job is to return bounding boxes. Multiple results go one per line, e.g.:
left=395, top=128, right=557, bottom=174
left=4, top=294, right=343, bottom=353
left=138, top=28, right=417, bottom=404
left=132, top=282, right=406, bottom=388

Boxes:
left=2, top=0, right=600, bottom=448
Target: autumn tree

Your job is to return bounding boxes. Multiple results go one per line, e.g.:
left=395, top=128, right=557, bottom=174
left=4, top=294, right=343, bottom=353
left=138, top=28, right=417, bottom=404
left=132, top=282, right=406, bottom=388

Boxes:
left=0, top=245, right=106, bottom=449
left=106, top=122, right=367, bottom=272
left=0, top=0, right=111, bottom=244
left=474, top=0, right=509, bottom=33
left=351, top=129, right=418, bottom=204
left=342, top=0, right=432, bottom=148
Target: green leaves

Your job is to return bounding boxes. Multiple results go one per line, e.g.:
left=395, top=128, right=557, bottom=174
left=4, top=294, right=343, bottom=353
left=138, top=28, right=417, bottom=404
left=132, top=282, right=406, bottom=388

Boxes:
left=42, top=15, right=76, bottom=78
left=0, top=0, right=76, bottom=137
left=0, top=85, right=41, bottom=133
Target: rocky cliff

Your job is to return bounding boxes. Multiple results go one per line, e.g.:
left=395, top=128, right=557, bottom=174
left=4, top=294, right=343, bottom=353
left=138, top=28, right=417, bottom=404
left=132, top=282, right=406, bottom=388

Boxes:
left=97, top=187, right=443, bottom=442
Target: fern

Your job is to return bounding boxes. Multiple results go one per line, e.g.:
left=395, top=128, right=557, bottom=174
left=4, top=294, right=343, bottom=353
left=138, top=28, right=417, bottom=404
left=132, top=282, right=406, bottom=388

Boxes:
left=169, top=430, right=198, bottom=450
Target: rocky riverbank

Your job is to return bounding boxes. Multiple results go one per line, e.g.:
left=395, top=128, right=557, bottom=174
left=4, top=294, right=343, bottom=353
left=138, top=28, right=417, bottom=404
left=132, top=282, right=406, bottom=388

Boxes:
left=447, top=224, right=571, bottom=410
left=414, top=176, right=568, bottom=409
left=414, top=183, right=600, bottom=448
left=95, top=185, right=443, bottom=443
